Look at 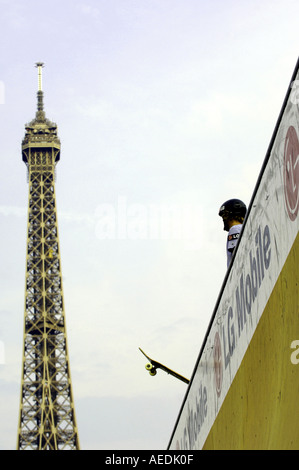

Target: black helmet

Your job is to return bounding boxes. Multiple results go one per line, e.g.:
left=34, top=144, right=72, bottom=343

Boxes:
left=219, top=199, right=246, bottom=231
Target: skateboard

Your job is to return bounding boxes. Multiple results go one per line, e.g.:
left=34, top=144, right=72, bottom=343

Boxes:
left=139, top=348, right=189, bottom=384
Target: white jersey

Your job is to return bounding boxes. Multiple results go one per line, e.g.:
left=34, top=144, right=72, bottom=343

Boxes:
left=226, top=224, right=242, bottom=267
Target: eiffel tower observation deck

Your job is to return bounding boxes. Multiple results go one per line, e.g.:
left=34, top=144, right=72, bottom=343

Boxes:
left=17, top=63, right=80, bottom=450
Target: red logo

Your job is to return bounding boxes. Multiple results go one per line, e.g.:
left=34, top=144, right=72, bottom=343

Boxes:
left=284, top=126, right=299, bottom=221
left=213, top=332, right=223, bottom=397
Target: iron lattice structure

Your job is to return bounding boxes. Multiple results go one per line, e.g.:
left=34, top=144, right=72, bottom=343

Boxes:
left=17, top=63, right=80, bottom=450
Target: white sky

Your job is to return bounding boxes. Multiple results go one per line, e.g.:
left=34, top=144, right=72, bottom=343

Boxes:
left=0, top=0, right=298, bottom=450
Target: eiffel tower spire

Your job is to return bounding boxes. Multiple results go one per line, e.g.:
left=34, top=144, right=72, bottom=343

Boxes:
left=35, top=62, right=46, bottom=120
left=17, top=63, right=80, bottom=450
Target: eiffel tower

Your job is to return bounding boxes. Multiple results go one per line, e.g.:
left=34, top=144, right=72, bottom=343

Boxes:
left=17, top=63, right=80, bottom=450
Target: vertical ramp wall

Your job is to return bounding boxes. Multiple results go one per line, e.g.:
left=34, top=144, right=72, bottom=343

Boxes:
left=168, top=58, right=299, bottom=450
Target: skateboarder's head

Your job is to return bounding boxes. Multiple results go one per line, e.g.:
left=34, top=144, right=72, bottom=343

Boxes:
left=219, top=198, right=246, bottom=231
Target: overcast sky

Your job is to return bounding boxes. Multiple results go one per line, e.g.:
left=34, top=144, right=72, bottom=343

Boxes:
left=0, top=0, right=298, bottom=450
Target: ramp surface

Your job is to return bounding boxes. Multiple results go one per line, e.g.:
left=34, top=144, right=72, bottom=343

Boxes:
left=168, top=58, right=299, bottom=450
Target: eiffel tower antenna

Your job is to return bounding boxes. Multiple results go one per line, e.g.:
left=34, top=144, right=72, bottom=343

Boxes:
left=35, top=61, right=44, bottom=91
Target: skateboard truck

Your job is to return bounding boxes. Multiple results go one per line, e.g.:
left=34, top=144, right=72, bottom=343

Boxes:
left=139, top=348, right=190, bottom=384
left=145, top=362, right=157, bottom=376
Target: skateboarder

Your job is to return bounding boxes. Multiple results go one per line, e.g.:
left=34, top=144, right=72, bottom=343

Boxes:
left=218, top=199, right=247, bottom=267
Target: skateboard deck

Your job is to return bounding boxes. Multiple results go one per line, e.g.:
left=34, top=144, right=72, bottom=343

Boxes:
left=139, top=348, right=189, bottom=384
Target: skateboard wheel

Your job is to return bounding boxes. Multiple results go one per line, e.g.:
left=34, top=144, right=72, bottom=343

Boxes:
left=149, top=369, right=157, bottom=376
left=145, top=363, right=153, bottom=371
